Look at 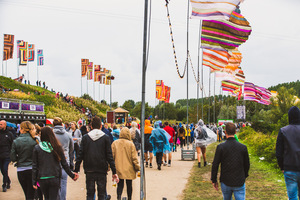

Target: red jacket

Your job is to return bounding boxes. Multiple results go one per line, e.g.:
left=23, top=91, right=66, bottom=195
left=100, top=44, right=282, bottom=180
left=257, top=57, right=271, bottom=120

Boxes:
left=164, top=126, right=175, bottom=144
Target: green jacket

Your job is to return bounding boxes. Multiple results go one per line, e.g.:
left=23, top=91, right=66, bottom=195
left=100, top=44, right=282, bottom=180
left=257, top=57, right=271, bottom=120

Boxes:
left=11, top=133, right=38, bottom=168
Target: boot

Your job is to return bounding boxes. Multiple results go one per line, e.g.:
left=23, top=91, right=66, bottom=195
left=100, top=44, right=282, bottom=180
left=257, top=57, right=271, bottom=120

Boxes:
left=117, top=195, right=121, bottom=200
left=204, top=161, right=207, bottom=167
left=198, top=162, right=201, bottom=168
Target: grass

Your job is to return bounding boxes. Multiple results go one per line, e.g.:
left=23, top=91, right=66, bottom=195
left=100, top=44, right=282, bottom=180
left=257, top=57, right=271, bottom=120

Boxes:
left=182, top=140, right=287, bottom=200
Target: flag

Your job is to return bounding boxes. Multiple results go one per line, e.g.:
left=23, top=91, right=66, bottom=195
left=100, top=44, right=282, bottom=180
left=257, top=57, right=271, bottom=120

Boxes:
left=19, top=41, right=28, bottom=65
left=81, top=59, right=89, bottom=77
left=37, top=49, right=44, bottom=66
left=201, top=9, right=252, bottom=51
left=87, top=62, right=93, bottom=80
left=96, top=67, right=106, bottom=84
left=221, top=80, right=242, bottom=93
left=28, top=44, right=35, bottom=62
left=165, top=86, right=171, bottom=103
left=3, top=34, right=14, bottom=61
left=244, top=82, right=271, bottom=105
left=203, top=48, right=230, bottom=72
left=156, top=80, right=164, bottom=101
left=190, top=0, right=242, bottom=20
left=94, top=65, right=101, bottom=82
left=17, top=40, right=23, bottom=58
left=105, top=70, right=112, bottom=85
left=223, top=48, right=242, bottom=73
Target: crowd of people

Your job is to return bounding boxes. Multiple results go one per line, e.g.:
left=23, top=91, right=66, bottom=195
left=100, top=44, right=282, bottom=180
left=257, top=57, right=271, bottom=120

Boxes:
left=0, top=105, right=300, bottom=200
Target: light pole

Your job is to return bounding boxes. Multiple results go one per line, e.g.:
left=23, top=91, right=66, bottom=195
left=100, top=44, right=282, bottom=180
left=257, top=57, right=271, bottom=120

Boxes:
left=107, top=75, right=115, bottom=110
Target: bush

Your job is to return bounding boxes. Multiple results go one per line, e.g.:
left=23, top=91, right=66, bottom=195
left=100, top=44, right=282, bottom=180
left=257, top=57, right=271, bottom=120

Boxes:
left=239, top=127, right=278, bottom=168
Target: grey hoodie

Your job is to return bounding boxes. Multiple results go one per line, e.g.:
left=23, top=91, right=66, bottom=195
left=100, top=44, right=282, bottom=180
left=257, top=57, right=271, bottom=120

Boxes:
left=88, top=129, right=105, bottom=141
left=53, top=125, right=74, bottom=164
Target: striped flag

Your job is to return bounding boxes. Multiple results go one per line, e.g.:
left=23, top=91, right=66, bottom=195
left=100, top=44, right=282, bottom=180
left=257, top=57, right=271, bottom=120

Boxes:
left=87, top=62, right=93, bottom=80
left=81, top=59, right=89, bottom=77
left=223, top=48, right=242, bottom=73
left=221, top=80, right=242, bottom=94
left=105, top=70, right=112, bottom=85
left=201, top=8, right=252, bottom=51
left=165, top=86, right=171, bottom=103
left=203, top=48, right=230, bottom=72
left=28, top=44, right=35, bottom=62
left=3, top=34, right=14, bottom=61
left=37, top=49, right=44, bottom=66
left=190, top=0, right=242, bottom=20
left=156, top=80, right=164, bottom=101
left=244, top=82, right=271, bottom=105
left=19, top=41, right=28, bottom=66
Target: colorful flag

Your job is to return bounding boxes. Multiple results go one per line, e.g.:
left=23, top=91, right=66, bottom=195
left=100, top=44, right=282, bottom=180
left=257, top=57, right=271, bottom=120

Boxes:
left=87, top=62, right=93, bottom=80
left=165, top=86, right=171, bottom=103
left=81, top=59, right=89, bottom=77
left=244, top=82, right=271, bottom=105
left=223, top=48, right=242, bottom=73
left=17, top=40, right=23, bottom=58
left=190, top=0, right=242, bottom=20
left=201, top=9, right=252, bottom=51
left=3, top=34, right=14, bottom=61
left=94, top=65, right=102, bottom=82
left=19, top=41, right=28, bottom=65
left=27, top=44, right=35, bottom=62
left=156, top=80, right=164, bottom=101
left=96, top=67, right=107, bottom=84
left=37, top=49, right=44, bottom=66
left=221, top=80, right=242, bottom=93
left=203, top=48, right=230, bottom=72
left=105, top=70, right=112, bottom=85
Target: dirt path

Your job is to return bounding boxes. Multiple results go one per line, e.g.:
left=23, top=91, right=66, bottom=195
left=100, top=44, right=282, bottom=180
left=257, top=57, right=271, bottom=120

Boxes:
left=0, top=146, right=195, bottom=200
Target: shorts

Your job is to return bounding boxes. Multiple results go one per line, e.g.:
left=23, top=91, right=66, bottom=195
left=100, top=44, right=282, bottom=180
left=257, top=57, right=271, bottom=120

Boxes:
left=169, top=143, right=173, bottom=150
left=144, top=134, right=153, bottom=152
left=144, top=150, right=153, bottom=153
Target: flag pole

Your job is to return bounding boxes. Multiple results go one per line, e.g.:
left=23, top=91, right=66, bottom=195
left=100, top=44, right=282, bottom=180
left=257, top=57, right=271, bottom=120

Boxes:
left=208, top=69, right=211, bottom=124
left=6, top=61, right=8, bottom=77
left=213, top=72, right=216, bottom=123
left=2, top=34, right=4, bottom=76
left=98, top=82, right=101, bottom=102
left=103, top=84, right=105, bottom=103
left=197, top=20, right=202, bottom=122
left=186, top=0, right=190, bottom=149
left=86, top=73, right=88, bottom=96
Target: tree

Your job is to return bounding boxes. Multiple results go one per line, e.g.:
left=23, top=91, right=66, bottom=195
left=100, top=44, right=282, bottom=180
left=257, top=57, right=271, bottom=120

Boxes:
left=131, top=102, right=152, bottom=119
left=111, top=102, right=118, bottom=108
left=122, top=100, right=135, bottom=113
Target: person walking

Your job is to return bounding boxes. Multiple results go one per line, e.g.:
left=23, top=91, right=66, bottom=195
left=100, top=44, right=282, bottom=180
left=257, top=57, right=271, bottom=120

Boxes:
left=74, top=116, right=118, bottom=200
left=111, top=127, right=140, bottom=200
left=0, top=120, right=14, bottom=192
left=211, top=122, right=250, bottom=200
left=276, top=106, right=300, bottom=200
left=112, top=125, right=120, bottom=141
left=150, top=122, right=170, bottom=170
left=32, top=127, right=79, bottom=200
left=129, top=121, right=141, bottom=155
left=178, top=123, right=185, bottom=149
left=70, top=121, right=82, bottom=159
left=163, top=121, right=175, bottom=167
left=144, top=119, right=153, bottom=168
left=10, top=121, right=39, bottom=199
left=52, top=117, right=74, bottom=200
left=194, top=119, right=209, bottom=168
left=217, top=125, right=223, bottom=142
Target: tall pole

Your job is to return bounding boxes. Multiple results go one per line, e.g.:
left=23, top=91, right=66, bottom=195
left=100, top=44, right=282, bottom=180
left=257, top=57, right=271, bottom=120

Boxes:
left=99, top=82, right=101, bottom=102
left=2, top=35, right=4, bottom=76
left=110, top=79, right=112, bottom=110
left=186, top=0, right=190, bottom=149
left=27, top=62, right=30, bottom=84
left=208, top=69, right=211, bottom=124
left=86, top=75, right=88, bottom=95
left=140, top=0, right=149, bottom=199
left=197, top=20, right=202, bottom=122
left=37, top=66, right=39, bottom=83
left=213, top=73, right=216, bottom=123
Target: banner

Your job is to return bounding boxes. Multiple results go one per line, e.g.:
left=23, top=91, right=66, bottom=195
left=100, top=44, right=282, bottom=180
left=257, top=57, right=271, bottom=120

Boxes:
left=105, top=70, right=112, bottom=85
left=37, top=49, right=44, bottom=66
left=87, top=62, right=93, bottom=80
left=236, top=105, right=246, bottom=120
left=28, top=44, right=35, bottom=62
left=81, top=59, right=89, bottom=77
left=94, top=65, right=101, bottom=82
left=3, top=34, right=14, bottom=61
left=19, top=41, right=28, bottom=65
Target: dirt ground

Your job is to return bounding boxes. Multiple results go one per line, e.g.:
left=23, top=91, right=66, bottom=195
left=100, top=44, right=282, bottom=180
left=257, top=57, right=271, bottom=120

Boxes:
left=0, top=146, right=195, bottom=200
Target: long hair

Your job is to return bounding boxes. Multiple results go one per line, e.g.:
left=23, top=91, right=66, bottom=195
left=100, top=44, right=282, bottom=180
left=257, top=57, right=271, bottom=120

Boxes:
left=41, top=127, right=64, bottom=162
left=70, top=121, right=78, bottom=130
left=20, top=121, right=39, bottom=144
left=130, top=121, right=138, bottom=140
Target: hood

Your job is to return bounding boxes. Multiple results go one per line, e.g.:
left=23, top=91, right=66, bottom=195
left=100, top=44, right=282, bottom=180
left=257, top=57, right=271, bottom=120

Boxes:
left=119, top=127, right=131, bottom=140
left=144, top=120, right=153, bottom=134
left=88, top=129, right=105, bottom=141
left=53, top=125, right=66, bottom=134
left=288, top=106, right=300, bottom=125
left=197, top=119, right=204, bottom=127
left=154, top=121, right=160, bottom=128
left=179, top=123, right=182, bottom=128
left=39, top=141, right=53, bottom=153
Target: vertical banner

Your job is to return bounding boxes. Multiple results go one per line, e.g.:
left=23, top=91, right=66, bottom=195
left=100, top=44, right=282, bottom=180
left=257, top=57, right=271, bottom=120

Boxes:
left=236, top=105, right=246, bottom=120
left=87, top=62, right=93, bottom=80
left=81, top=59, right=89, bottom=77
left=19, top=41, right=28, bottom=65
left=3, top=34, right=14, bottom=61
left=105, top=69, right=112, bottom=85
left=37, top=49, right=44, bottom=66
left=28, top=44, right=35, bottom=62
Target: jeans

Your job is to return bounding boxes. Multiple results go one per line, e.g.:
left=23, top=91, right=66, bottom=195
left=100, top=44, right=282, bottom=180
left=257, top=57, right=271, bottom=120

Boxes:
left=17, top=170, right=35, bottom=200
left=284, top=171, right=300, bottom=200
left=0, top=157, right=11, bottom=188
left=221, top=182, right=246, bottom=200
left=39, top=178, right=60, bottom=200
left=86, top=172, right=107, bottom=200
left=58, top=169, right=68, bottom=200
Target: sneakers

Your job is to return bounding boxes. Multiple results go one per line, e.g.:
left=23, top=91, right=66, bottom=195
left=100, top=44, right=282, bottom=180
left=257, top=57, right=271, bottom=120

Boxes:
left=106, top=194, right=111, bottom=200
left=168, top=164, right=171, bottom=167
left=145, top=162, right=148, bottom=168
left=2, top=186, right=7, bottom=192
left=158, top=164, right=161, bottom=170
left=163, top=162, right=167, bottom=166
left=198, top=162, right=201, bottom=168
left=204, top=161, right=207, bottom=167
left=150, top=163, right=153, bottom=168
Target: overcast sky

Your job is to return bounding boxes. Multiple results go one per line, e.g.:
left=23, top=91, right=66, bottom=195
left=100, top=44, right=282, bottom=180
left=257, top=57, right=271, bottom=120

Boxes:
left=1, top=0, right=300, bottom=107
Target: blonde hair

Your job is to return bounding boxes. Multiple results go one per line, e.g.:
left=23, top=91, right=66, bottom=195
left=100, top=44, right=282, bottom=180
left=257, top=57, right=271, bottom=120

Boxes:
left=20, top=121, right=39, bottom=144
left=130, top=122, right=138, bottom=140
left=70, top=121, right=78, bottom=129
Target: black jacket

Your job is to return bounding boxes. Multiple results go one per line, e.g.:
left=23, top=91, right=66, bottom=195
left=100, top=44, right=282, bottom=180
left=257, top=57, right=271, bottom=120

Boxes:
left=0, top=128, right=14, bottom=159
left=211, top=137, right=250, bottom=187
left=74, top=129, right=116, bottom=175
left=276, top=106, right=300, bottom=171
left=32, top=144, right=75, bottom=184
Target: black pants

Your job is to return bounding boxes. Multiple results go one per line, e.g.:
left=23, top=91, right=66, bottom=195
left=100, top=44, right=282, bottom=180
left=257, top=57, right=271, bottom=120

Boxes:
left=156, top=152, right=163, bottom=165
left=86, top=173, right=106, bottom=200
left=17, top=170, right=35, bottom=200
left=39, top=178, right=60, bottom=200
left=179, top=137, right=185, bottom=148
left=0, top=157, right=11, bottom=188
left=74, top=143, right=80, bottom=159
left=117, top=179, right=132, bottom=200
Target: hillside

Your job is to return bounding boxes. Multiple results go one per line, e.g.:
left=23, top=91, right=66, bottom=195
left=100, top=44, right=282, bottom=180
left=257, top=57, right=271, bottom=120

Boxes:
left=0, top=76, right=110, bottom=122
